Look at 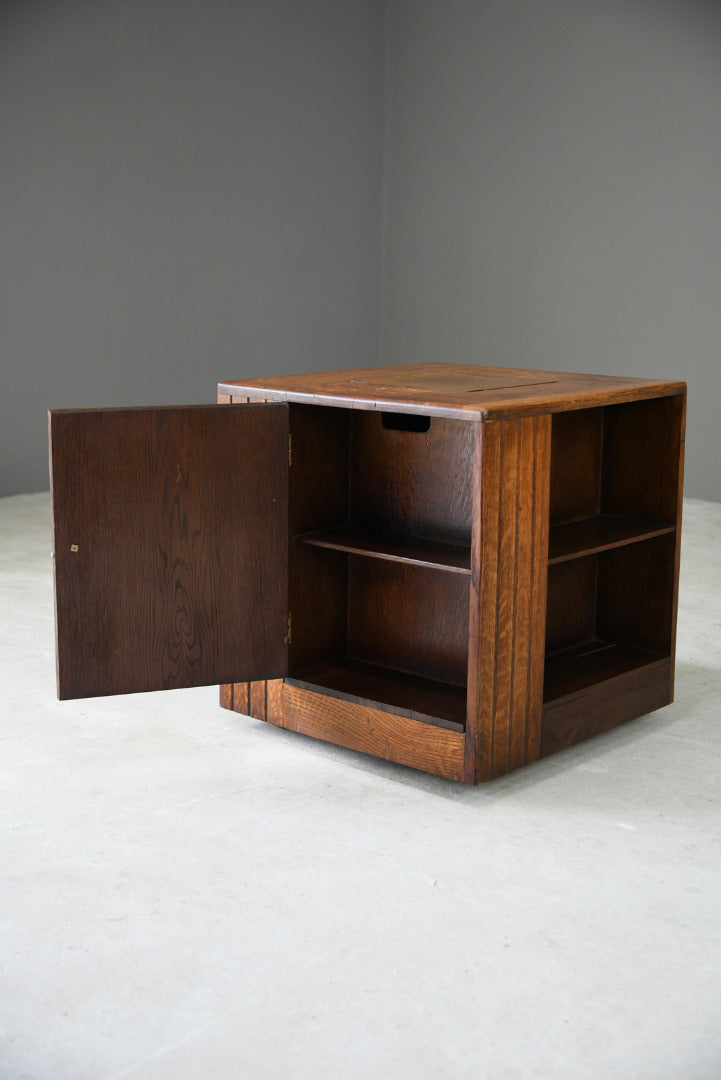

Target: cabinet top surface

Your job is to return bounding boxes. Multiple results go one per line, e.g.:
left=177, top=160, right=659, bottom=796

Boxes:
left=219, top=364, right=685, bottom=420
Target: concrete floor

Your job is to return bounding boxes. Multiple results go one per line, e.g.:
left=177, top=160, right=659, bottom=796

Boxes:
left=1, top=491, right=720, bottom=1080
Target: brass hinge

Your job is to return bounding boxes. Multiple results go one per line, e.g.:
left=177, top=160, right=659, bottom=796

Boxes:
left=288, top=433, right=292, bottom=467
left=284, top=612, right=292, bottom=645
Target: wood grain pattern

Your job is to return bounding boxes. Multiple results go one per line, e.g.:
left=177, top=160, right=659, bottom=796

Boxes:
left=219, top=363, right=685, bottom=422
left=50, top=405, right=289, bottom=698
left=347, top=557, right=469, bottom=688
left=349, top=410, right=473, bottom=543
left=266, top=679, right=285, bottom=724
left=232, top=682, right=250, bottom=715
left=469, top=415, right=550, bottom=782
left=278, top=684, right=466, bottom=780
left=249, top=681, right=267, bottom=722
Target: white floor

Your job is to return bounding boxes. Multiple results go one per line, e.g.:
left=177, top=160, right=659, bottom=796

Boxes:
left=1, top=492, right=720, bottom=1080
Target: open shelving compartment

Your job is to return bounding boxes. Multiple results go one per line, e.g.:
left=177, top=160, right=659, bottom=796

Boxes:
left=542, top=394, right=683, bottom=722
left=284, top=404, right=474, bottom=732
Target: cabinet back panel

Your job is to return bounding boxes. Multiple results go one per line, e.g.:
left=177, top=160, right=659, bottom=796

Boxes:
left=288, top=404, right=349, bottom=535
left=602, top=396, right=683, bottom=522
left=549, top=409, right=603, bottom=525
left=349, top=412, right=473, bottom=543
left=597, top=536, right=676, bottom=655
left=288, top=544, right=348, bottom=673
left=347, top=558, right=469, bottom=687
left=545, top=557, right=598, bottom=655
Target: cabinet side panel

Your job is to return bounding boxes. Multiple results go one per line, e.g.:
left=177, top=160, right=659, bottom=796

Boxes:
left=465, top=423, right=483, bottom=782
left=668, top=393, right=686, bottom=699
left=526, top=415, right=552, bottom=762
left=471, top=416, right=550, bottom=782
left=217, top=390, right=236, bottom=711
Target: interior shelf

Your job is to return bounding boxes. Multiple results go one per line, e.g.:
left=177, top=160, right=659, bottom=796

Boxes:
left=548, top=515, right=674, bottom=565
left=286, top=658, right=467, bottom=731
left=298, top=527, right=471, bottom=575
left=543, top=640, right=667, bottom=703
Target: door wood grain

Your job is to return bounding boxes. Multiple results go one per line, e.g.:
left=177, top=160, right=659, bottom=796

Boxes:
left=50, top=404, right=288, bottom=698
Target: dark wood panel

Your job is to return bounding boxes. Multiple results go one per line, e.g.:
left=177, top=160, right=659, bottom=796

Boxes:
left=602, top=395, right=684, bottom=522
left=545, top=557, right=598, bottom=656
left=288, top=404, right=349, bottom=535
left=347, top=557, right=469, bottom=687
left=298, top=528, right=471, bottom=574
left=541, top=658, right=672, bottom=756
left=548, top=515, right=675, bottom=564
left=279, top=684, right=466, bottom=781
left=286, top=658, right=466, bottom=730
left=597, top=535, right=677, bottom=656
left=549, top=407, right=603, bottom=525
left=50, top=404, right=288, bottom=698
left=544, top=641, right=667, bottom=703
left=349, top=411, right=474, bottom=543
left=288, top=543, right=348, bottom=674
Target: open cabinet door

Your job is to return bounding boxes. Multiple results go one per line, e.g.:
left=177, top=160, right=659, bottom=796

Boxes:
left=49, top=404, right=288, bottom=699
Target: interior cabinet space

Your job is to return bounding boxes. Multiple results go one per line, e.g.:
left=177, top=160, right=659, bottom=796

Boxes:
left=548, top=397, right=681, bottom=558
left=285, top=406, right=472, bottom=730
left=544, top=533, right=677, bottom=702
left=540, top=393, right=684, bottom=758
left=49, top=363, right=686, bottom=784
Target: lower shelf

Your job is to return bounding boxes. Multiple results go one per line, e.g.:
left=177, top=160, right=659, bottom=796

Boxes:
left=285, top=658, right=466, bottom=731
left=543, top=640, right=668, bottom=703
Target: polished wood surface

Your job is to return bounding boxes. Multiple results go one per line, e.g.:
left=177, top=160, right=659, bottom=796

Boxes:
left=50, top=404, right=289, bottom=698
left=219, top=362, right=685, bottom=421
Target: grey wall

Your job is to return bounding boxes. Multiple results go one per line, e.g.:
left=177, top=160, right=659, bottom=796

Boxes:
left=382, top=0, right=721, bottom=500
left=0, top=0, right=385, bottom=495
left=3, top=0, right=720, bottom=499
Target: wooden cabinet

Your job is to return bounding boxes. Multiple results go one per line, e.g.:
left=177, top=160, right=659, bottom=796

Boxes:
left=49, top=364, right=685, bottom=783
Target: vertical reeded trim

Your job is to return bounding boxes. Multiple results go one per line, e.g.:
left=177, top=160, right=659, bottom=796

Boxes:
left=470, top=414, right=551, bottom=782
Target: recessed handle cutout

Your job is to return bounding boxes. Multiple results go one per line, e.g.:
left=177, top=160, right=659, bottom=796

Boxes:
left=381, top=412, right=431, bottom=433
